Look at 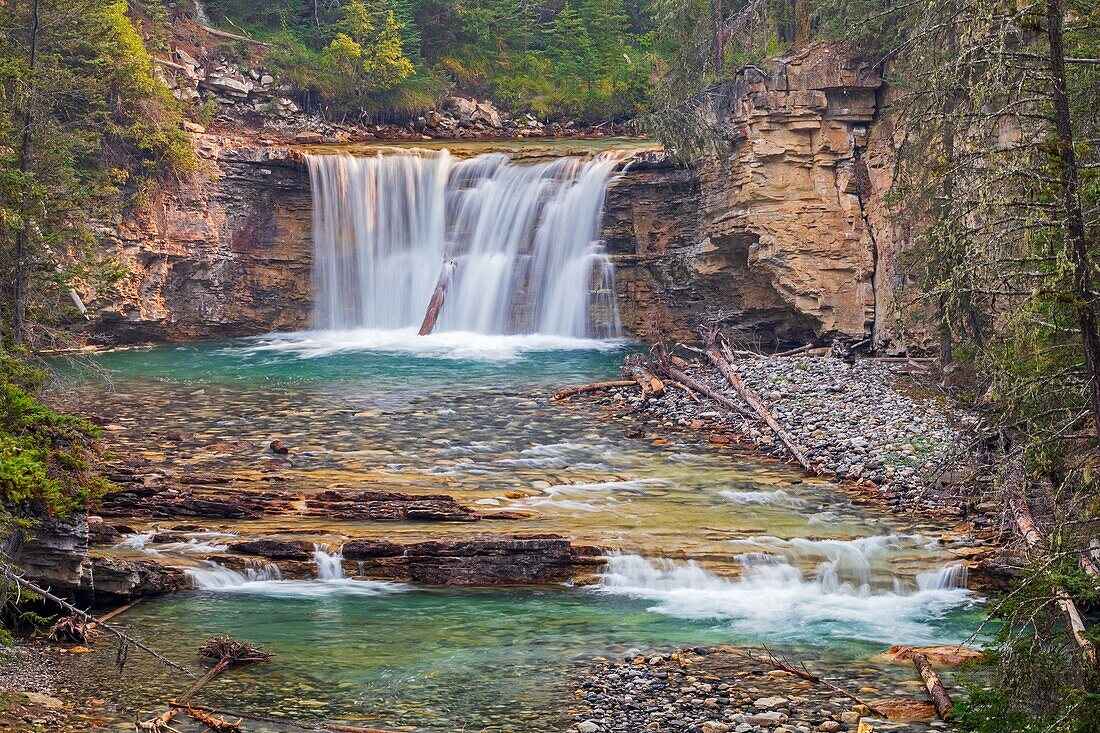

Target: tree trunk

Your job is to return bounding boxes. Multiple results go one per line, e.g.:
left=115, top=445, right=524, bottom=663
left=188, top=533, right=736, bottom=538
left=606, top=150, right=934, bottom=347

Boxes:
left=793, top=0, right=810, bottom=43
left=911, top=652, right=953, bottom=720
left=713, top=0, right=724, bottom=74
left=1046, top=0, right=1100, bottom=435
left=1011, top=487, right=1099, bottom=666
left=418, top=260, right=454, bottom=336
left=12, top=0, right=39, bottom=345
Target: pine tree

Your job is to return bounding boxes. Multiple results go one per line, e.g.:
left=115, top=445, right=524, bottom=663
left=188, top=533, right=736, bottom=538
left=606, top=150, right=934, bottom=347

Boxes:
left=0, top=0, right=191, bottom=346
left=322, top=0, right=415, bottom=104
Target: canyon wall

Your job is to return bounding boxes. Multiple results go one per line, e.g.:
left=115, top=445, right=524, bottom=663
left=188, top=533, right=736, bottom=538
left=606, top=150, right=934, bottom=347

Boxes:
left=607, top=43, right=897, bottom=347
left=91, top=43, right=908, bottom=348
left=90, top=138, right=313, bottom=344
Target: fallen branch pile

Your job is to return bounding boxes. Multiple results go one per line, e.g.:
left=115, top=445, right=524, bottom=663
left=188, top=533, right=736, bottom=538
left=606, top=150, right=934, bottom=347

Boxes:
left=553, top=333, right=826, bottom=470
left=141, top=636, right=272, bottom=732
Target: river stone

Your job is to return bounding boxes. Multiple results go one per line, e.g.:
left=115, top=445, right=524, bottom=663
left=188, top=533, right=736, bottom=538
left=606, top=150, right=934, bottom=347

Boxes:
left=755, top=696, right=788, bottom=709
left=746, top=711, right=789, bottom=726
left=230, top=539, right=312, bottom=560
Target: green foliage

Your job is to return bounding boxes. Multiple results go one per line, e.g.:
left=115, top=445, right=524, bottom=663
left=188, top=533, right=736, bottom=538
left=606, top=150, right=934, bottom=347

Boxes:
left=953, top=560, right=1100, bottom=733
left=206, top=0, right=656, bottom=122
left=0, top=349, right=107, bottom=521
left=322, top=0, right=415, bottom=102
left=0, top=0, right=194, bottom=344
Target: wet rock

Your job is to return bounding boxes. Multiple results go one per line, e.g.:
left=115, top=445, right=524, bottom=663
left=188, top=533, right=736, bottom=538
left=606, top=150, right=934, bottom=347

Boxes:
left=341, top=540, right=405, bottom=559
left=872, top=697, right=936, bottom=721
left=305, top=489, right=479, bottom=522
left=86, top=516, right=120, bottom=545
left=405, top=536, right=594, bottom=585
left=269, top=439, right=290, bottom=454
left=230, top=539, right=312, bottom=560
left=882, top=645, right=984, bottom=666
left=82, top=557, right=185, bottom=602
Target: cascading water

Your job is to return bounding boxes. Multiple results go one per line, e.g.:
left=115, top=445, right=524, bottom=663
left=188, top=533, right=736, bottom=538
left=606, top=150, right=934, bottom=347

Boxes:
left=306, top=149, right=625, bottom=338
left=313, top=544, right=345, bottom=580
left=597, top=537, right=977, bottom=644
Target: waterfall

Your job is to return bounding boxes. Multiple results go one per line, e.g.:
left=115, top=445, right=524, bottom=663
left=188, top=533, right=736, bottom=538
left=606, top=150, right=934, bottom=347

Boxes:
left=186, top=560, right=281, bottom=589
left=313, top=544, right=345, bottom=580
left=306, top=149, right=625, bottom=338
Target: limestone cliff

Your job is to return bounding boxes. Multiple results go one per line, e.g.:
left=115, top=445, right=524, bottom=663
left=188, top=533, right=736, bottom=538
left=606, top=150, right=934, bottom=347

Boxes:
left=607, top=43, right=891, bottom=347
left=90, top=137, right=313, bottom=343
left=91, top=43, right=904, bottom=348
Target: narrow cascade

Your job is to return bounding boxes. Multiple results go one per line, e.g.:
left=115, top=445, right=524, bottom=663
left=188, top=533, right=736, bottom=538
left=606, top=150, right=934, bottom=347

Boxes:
left=306, top=149, right=626, bottom=337
left=313, top=545, right=345, bottom=581
left=186, top=561, right=282, bottom=590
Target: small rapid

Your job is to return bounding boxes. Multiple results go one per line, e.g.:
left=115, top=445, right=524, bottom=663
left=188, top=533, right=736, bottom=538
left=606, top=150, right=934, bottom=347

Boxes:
left=181, top=545, right=406, bottom=597
left=596, top=545, right=975, bottom=644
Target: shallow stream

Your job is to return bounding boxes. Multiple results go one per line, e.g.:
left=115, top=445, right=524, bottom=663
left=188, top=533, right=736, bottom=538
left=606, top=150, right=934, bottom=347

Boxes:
left=58, top=332, right=983, bottom=732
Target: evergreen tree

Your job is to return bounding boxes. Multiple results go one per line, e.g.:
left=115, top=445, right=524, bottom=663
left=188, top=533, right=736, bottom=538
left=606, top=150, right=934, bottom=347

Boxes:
left=322, top=0, right=415, bottom=104
left=0, top=0, right=191, bottom=346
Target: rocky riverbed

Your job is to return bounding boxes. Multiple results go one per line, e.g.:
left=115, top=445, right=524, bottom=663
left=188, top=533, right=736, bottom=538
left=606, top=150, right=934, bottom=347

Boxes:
left=561, top=354, right=984, bottom=515
left=567, top=646, right=963, bottom=733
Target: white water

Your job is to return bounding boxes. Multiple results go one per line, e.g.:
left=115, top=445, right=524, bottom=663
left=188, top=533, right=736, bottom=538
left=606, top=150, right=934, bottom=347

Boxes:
left=718, top=489, right=805, bottom=507
left=236, top=328, right=624, bottom=362
left=597, top=548, right=975, bottom=644
left=313, top=544, right=345, bottom=580
left=184, top=549, right=407, bottom=597
left=307, top=149, right=626, bottom=338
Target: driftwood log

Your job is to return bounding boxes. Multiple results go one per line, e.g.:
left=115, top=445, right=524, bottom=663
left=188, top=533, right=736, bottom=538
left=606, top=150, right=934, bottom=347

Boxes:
left=910, top=652, right=953, bottom=720
left=135, top=709, right=178, bottom=732
left=646, top=358, right=753, bottom=417
left=553, top=380, right=635, bottom=400
left=418, top=260, right=455, bottom=335
left=706, top=344, right=819, bottom=474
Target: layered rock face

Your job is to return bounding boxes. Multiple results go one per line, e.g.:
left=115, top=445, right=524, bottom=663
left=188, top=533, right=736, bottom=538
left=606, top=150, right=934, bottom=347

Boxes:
left=92, top=138, right=313, bottom=343
left=607, top=43, right=887, bottom=346
left=94, top=43, right=895, bottom=347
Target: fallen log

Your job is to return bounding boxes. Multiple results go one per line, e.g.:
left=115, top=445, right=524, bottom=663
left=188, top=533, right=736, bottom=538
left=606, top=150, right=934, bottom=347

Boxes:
left=135, top=709, right=178, bottom=732
left=183, top=706, right=241, bottom=732
left=98, top=597, right=144, bottom=624
left=666, top=379, right=699, bottom=402
left=199, top=23, right=271, bottom=46
left=707, top=344, right=819, bottom=474
left=0, top=567, right=194, bottom=678
left=911, top=652, right=953, bottom=720
left=553, top=380, right=636, bottom=400
left=418, top=260, right=455, bottom=336
left=639, top=365, right=664, bottom=395
left=647, top=360, right=753, bottom=418
left=1010, top=490, right=1098, bottom=665
left=773, top=342, right=815, bottom=357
